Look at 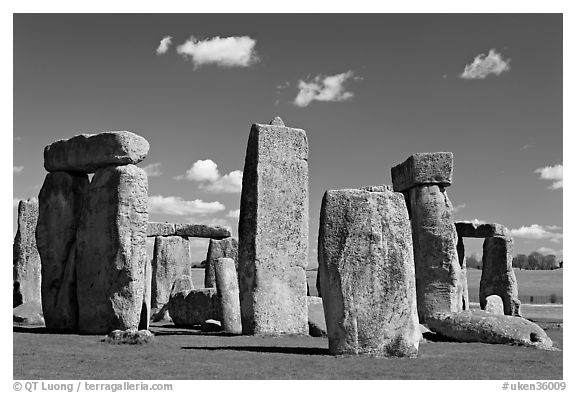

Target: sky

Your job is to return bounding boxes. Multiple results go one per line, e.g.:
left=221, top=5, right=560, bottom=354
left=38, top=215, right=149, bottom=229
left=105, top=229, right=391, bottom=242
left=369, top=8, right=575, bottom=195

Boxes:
left=12, top=13, right=563, bottom=266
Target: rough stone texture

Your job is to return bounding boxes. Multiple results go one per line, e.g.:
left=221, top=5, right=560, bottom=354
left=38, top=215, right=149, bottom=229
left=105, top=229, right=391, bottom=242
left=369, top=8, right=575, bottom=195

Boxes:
left=455, top=221, right=507, bottom=238
left=44, top=131, right=149, bottom=173
left=205, top=237, right=238, bottom=288
left=408, top=185, right=462, bottom=322
left=318, top=188, right=421, bottom=357
left=238, top=119, right=309, bottom=335
left=427, top=311, right=554, bottom=350
left=170, top=275, right=194, bottom=295
left=391, top=152, right=453, bottom=192
left=307, top=296, right=326, bottom=337
left=146, top=222, right=176, bottom=237
left=13, top=199, right=42, bottom=309
left=174, top=224, right=231, bottom=239
left=214, top=258, right=242, bottom=334
left=168, top=288, right=221, bottom=328
left=151, top=236, right=192, bottom=310
left=105, top=328, right=154, bottom=345
left=480, top=236, right=521, bottom=316
left=36, top=172, right=89, bottom=331
left=13, top=301, right=45, bottom=326
left=76, top=164, right=148, bottom=334
left=485, top=295, right=505, bottom=315
left=456, top=235, right=469, bottom=310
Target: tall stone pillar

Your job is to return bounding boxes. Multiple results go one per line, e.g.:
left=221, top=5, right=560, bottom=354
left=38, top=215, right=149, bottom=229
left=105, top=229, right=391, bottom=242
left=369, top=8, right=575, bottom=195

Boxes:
left=392, top=152, right=462, bottom=323
left=480, top=234, right=520, bottom=316
left=204, top=237, right=238, bottom=288
left=318, top=187, right=420, bottom=356
left=13, top=199, right=42, bottom=309
left=238, top=117, right=309, bottom=335
left=36, top=173, right=88, bottom=331
left=76, top=164, right=148, bottom=334
left=214, top=257, right=242, bottom=334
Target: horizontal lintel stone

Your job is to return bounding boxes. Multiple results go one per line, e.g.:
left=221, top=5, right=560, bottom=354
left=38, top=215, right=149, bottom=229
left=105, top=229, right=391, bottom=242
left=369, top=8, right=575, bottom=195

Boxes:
left=146, top=222, right=231, bottom=239
left=391, top=152, right=453, bottom=192
left=455, top=221, right=508, bottom=238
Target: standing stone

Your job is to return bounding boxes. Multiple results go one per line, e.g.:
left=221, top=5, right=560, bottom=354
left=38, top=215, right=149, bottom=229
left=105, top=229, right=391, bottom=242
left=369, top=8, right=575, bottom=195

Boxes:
left=151, top=236, right=192, bottom=310
left=485, top=295, right=504, bottom=315
left=43, top=131, right=150, bottom=173
left=214, top=258, right=242, bottom=334
left=204, top=237, right=238, bottom=288
left=76, top=164, right=148, bottom=334
left=480, top=235, right=520, bottom=316
left=456, top=235, right=469, bottom=310
left=392, top=153, right=462, bottom=323
left=318, top=188, right=420, bottom=357
left=168, top=288, right=221, bottom=327
left=238, top=117, right=309, bottom=335
left=36, top=172, right=88, bottom=331
left=13, top=199, right=41, bottom=309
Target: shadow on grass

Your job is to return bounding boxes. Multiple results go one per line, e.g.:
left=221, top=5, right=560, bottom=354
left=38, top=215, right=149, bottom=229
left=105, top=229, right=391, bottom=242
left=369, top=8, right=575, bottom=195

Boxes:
left=181, top=345, right=329, bottom=355
left=13, top=326, right=70, bottom=335
left=153, top=330, right=239, bottom=337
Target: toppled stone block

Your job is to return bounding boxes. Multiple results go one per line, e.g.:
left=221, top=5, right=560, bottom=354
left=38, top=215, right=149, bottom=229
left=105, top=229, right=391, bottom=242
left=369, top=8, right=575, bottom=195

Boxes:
left=105, top=328, right=154, bottom=345
left=151, top=236, right=192, bottom=310
left=174, top=224, right=231, bottom=239
left=146, top=222, right=176, bottom=237
left=391, top=152, right=453, bottom=192
left=480, top=236, right=521, bottom=316
left=485, top=295, right=504, bottom=315
left=13, top=199, right=42, bottom=309
left=76, top=164, right=148, bottom=334
left=37, top=172, right=88, bottom=332
left=44, top=131, right=150, bottom=173
left=455, top=221, right=507, bottom=238
left=238, top=118, right=309, bottom=335
left=168, top=288, right=221, bottom=328
left=214, top=258, right=242, bottom=334
left=205, top=237, right=238, bottom=288
left=318, top=188, right=420, bottom=357
left=427, top=311, right=554, bottom=350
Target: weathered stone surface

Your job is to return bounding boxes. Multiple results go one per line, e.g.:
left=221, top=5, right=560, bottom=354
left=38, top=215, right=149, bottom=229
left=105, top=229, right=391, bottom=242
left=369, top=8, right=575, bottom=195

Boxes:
left=238, top=119, right=309, bottom=335
left=146, top=222, right=176, bottom=237
left=76, top=164, right=148, bottom=334
left=455, top=221, right=507, bottom=238
left=105, top=328, right=154, bottom=345
left=307, top=296, right=326, bottom=337
left=174, top=224, right=231, bottom=239
left=485, top=295, right=504, bottom=315
left=360, top=184, right=394, bottom=192
left=44, top=131, right=149, bottom=173
left=13, top=301, right=45, bottom=325
left=13, top=199, right=41, bottom=309
left=214, top=258, right=242, bottom=334
left=391, top=152, right=453, bottom=192
left=205, top=237, right=238, bottom=288
left=480, top=236, right=521, bottom=316
left=408, top=185, right=462, bottom=322
left=37, top=172, right=88, bottom=331
left=168, top=288, right=221, bottom=327
left=170, top=275, right=193, bottom=295
left=456, top=235, right=469, bottom=310
left=427, top=311, right=554, bottom=350
left=151, top=236, right=192, bottom=310
left=318, top=188, right=420, bottom=356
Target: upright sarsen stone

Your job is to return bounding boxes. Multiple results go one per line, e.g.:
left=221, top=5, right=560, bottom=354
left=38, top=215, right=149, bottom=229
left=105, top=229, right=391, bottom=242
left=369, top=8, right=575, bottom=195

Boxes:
left=318, top=188, right=420, bottom=357
left=13, top=199, right=41, bottom=308
left=36, top=173, right=88, bottom=331
left=76, top=164, right=148, bottom=334
left=214, top=257, right=242, bottom=334
left=151, top=235, right=192, bottom=310
left=238, top=117, right=309, bottom=335
left=205, top=237, right=238, bottom=288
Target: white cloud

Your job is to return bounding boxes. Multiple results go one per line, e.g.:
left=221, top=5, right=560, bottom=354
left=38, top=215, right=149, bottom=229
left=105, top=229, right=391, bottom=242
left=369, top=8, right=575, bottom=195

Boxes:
left=13, top=166, right=23, bottom=173
left=536, top=247, right=563, bottom=258
left=294, top=71, right=358, bottom=107
left=176, top=35, right=258, bottom=68
left=510, top=224, right=563, bottom=241
left=460, top=49, right=511, bottom=79
left=176, top=159, right=242, bottom=193
left=452, top=203, right=467, bottom=213
left=535, top=164, right=563, bottom=189
left=462, top=218, right=486, bottom=225
left=148, top=195, right=225, bottom=216
left=141, top=163, right=163, bottom=177
left=156, top=36, right=173, bottom=55
left=227, top=209, right=240, bottom=219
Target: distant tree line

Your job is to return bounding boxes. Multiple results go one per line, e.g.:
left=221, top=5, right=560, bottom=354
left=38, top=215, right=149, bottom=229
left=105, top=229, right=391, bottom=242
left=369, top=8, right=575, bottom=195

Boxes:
left=466, top=251, right=562, bottom=270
